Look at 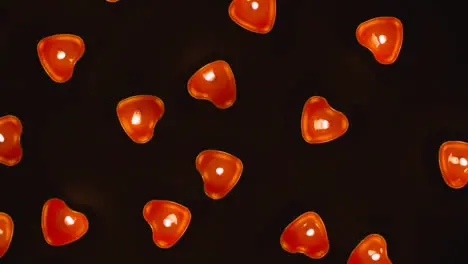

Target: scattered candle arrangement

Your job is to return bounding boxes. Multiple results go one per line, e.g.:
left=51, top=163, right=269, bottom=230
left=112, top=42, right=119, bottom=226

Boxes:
left=0, top=0, right=461, bottom=262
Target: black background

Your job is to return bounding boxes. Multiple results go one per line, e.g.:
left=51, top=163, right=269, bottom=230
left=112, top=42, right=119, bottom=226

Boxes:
left=0, top=0, right=466, bottom=263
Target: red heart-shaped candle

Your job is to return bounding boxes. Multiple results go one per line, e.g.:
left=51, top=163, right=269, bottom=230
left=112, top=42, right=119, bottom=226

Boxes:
left=228, top=0, right=276, bottom=34
left=37, top=34, right=85, bottom=83
left=356, top=17, right=403, bottom=65
left=0, top=213, right=13, bottom=258
left=0, top=115, right=23, bottom=167
left=439, top=141, right=468, bottom=189
left=143, top=200, right=191, bottom=249
left=280, top=211, right=329, bottom=259
left=348, top=234, right=391, bottom=264
left=116, top=95, right=165, bottom=144
left=301, top=96, right=349, bottom=144
left=195, top=150, right=243, bottom=200
left=187, top=60, right=236, bottom=109
left=41, top=198, right=88, bottom=246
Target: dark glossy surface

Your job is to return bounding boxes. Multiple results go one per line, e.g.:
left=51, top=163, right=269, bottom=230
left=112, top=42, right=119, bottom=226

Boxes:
left=0, top=1, right=464, bottom=263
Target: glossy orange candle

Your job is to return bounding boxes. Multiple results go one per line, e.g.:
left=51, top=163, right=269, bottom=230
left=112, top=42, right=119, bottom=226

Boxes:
left=356, top=17, right=403, bottom=65
left=0, top=213, right=13, bottom=258
left=41, top=198, right=88, bottom=246
left=187, top=60, right=236, bottom=109
left=143, top=200, right=191, bottom=249
left=348, top=234, right=391, bottom=264
left=301, top=96, right=348, bottom=144
left=0, top=115, right=23, bottom=167
left=195, top=150, right=243, bottom=200
left=228, top=0, right=276, bottom=34
left=37, top=34, right=85, bottom=83
left=280, top=211, right=329, bottom=259
left=439, top=141, right=468, bottom=189
left=116, top=95, right=165, bottom=144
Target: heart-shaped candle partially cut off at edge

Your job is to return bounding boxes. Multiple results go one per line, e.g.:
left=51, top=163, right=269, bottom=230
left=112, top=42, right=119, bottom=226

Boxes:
left=439, top=141, right=468, bottom=189
left=41, top=198, right=89, bottom=246
left=301, top=96, right=349, bottom=144
left=0, top=212, right=14, bottom=258
left=347, top=234, right=391, bottom=264
left=228, top=0, right=277, bottom=34
left=0, top=115, right=23, bottom=167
